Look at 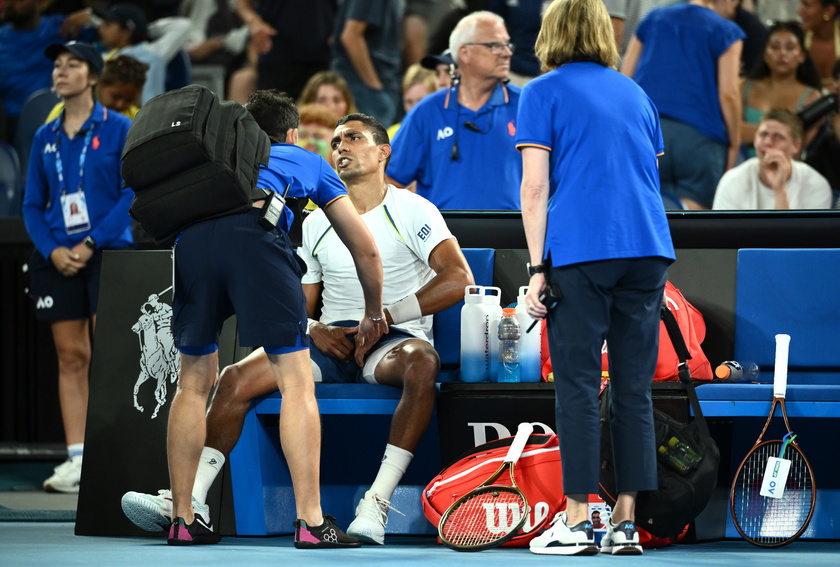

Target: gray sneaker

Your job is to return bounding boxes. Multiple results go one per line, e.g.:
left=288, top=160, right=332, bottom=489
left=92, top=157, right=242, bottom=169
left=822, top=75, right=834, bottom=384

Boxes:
left=121, top=489, right=211, bottom=533
left=600, top=519, right=643, bottom=555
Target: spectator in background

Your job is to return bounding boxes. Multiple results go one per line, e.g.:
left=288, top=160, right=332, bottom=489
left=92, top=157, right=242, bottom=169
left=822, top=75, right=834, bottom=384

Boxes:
left=332, top=0, right=403, bottom=126
left=182, top=0, right=249, bottom=92
left=298, top=103, right=339, bottom=165
left=740, top=21, right=822, bottom=158
left=46, top=54, right=149, bottom=121
left=420, top=48, right=456, bottom=90
left=622, top=0, right=745, bottom=210
left=0, top=0, right=89, bottom=142
left=713, top=108, right=832, bottom=209
left=403, top=0, right=435, bottom=66
left=799, top=0, right=840, bottom=86
left=81, top=3, right=192, bottom=104
left=387, top=11, right=522, bottom=210
left=387, top=63, right=438, bottom=139
left=804, top=59, right=840, bottom=192
left=487, top=0, right=542, bottom=85
left=731, top=0, right=768, bottom=75
left=299, top=71, right=359, bottom=121
left=604, top=0, right=661, bottom=57
left=235, top=0, right=335, bottom=100
left=23, top=41, right=133, bottom=494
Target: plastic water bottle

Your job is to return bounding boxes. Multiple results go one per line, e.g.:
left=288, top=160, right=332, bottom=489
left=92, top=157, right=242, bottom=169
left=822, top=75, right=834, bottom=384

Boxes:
left=715, top=360, right=760, bottom=383
left=497, top=308, right=521, bottom=383
left=515, top=286, right=542, bottom=383
left=483, top=287, right=503, bottom=382
left=460, top=285, right=489, bottom=383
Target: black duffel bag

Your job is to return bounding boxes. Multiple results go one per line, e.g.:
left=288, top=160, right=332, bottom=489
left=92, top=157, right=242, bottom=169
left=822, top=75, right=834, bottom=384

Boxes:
left=598, top=304, right=720, bottom=539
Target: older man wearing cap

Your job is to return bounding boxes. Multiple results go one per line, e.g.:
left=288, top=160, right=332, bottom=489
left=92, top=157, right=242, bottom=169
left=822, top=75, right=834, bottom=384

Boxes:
left=387, top=11, right=522, bottom=210
left=23, top=40, right=134, bottom=494
left=77, top=2, right=191, bottom=103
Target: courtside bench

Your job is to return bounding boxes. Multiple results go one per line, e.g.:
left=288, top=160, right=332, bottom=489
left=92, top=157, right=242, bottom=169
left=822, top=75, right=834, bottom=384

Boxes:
left=227, top=248, right=496, bottom=536
left=694, top=249, right=840, bottom=540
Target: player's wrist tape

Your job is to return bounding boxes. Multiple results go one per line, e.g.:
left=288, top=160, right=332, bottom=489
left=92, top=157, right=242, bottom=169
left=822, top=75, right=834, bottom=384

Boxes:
left=386, top=294, right=422, bottom=325
left=307, top=318, right=318, bottom=330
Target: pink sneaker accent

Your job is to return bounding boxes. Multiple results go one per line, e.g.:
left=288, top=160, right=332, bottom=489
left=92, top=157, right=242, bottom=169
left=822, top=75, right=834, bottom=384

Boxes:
left=296, top=526, right=320, bottom=544
left=169, top=521, right=193, bottom=542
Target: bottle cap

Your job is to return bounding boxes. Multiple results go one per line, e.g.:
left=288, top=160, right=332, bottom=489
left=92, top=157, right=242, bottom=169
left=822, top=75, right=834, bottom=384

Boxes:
left=502, top=308, right=516, bottom=316
left=715, top=364, right=732, bottom=379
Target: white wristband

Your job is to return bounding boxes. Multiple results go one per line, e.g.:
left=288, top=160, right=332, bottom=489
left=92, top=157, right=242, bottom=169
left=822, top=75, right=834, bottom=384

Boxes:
left=307, top=318, right=319, bottom=331
left=386, top=294, right=422, bottom=325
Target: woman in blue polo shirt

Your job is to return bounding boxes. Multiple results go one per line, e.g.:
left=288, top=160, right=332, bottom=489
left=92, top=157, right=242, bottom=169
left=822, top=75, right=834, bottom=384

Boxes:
left=22, top=41, right=133, bottom=494
left=516, top=0, right=675, bottom=557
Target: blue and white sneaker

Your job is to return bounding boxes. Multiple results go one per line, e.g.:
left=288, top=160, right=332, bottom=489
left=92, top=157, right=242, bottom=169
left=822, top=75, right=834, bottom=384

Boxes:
left=600, top=519, right=643, bottom=555
left=529, top=512, right=599, bottom=556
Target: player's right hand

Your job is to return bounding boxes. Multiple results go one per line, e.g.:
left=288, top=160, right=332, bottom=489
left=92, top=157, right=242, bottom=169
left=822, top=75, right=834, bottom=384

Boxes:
left=309, top=322, right=356, bottom=362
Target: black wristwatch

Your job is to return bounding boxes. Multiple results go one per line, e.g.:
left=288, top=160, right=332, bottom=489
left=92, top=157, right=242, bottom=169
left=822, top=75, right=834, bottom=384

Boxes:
left=527, top=262, right=546, bottom=277
left=83, top=236, right=96, bottom=251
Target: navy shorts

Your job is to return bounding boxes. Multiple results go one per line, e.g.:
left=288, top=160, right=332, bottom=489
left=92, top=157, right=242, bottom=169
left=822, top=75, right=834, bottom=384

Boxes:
left=310, top=320, right=417, bottom=383
left=173, top=208, right=310, bottom=353
left=27, top=248, right=103, bottom=321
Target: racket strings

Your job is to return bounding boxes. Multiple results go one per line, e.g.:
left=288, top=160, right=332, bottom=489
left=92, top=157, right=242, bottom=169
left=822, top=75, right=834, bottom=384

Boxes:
left=440, top=488, right=526, bottom=548
left=732, top=441, right=814, bottom=545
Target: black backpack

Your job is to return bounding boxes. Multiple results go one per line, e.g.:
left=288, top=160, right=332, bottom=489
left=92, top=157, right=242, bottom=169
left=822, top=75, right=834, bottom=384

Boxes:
left=598, top=304, right=720, bottom=539
left=121, top=84, right=271, bottom=243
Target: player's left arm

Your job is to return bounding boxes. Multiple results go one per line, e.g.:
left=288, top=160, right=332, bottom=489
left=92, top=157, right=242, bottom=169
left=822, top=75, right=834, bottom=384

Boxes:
left=385, top=239, right=474, bottom=325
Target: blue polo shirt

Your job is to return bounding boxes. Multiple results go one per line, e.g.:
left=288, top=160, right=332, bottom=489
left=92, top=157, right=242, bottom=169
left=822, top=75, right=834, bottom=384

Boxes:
left=633, top=4, right=744, bottom=144
left=387, top=81, right=522, bottom=210
left=23, top=102, right=134, bottom=260
left=257, top=143, right=347, bottom=232
left=516, top=62, right=674, bottom=268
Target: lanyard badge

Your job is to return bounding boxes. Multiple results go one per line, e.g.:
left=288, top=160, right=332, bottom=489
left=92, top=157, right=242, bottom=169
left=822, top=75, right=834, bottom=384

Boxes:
left=56, top=127, right=94, bottom=235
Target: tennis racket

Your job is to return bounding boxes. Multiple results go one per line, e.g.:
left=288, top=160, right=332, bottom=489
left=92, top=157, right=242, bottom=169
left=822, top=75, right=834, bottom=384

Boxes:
left=438, top=422, right=534, bottom=551
left=730, top=334, right=816, bottom=547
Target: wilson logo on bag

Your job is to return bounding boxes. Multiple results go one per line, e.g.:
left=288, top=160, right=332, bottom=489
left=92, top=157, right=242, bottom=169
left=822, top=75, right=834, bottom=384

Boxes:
left=422, top=432, right=566, bottom=547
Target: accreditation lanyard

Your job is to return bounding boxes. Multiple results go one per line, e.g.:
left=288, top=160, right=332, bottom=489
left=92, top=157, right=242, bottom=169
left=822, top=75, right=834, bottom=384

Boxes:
left=55, top=127, right=94, bottom=195
left=56, top=123, right=96, bottom=235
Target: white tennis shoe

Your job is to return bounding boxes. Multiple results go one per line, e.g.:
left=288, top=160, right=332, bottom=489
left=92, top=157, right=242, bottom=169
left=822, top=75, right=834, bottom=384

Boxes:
left=121, top=489, right=211, bottom=533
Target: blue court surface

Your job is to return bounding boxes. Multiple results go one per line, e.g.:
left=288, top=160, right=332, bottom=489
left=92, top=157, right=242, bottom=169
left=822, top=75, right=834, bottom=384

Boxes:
left=1, top=523, right=839, bottom=566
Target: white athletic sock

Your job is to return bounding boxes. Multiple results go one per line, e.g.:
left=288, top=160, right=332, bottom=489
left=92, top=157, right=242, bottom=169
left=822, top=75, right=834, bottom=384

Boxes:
left=368, top=444, right=413, bottom=501
left=67, top=443, right=83, bottom=460
left=193, top=447, right=225, bottom=504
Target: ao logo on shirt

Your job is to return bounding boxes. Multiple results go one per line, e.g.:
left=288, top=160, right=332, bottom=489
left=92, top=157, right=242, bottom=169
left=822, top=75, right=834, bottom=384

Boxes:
left=43, top=143, right=57, bottom=154
left=436, top=127, right=454, bottom=140
left=35, top=296, right=54, bottom=309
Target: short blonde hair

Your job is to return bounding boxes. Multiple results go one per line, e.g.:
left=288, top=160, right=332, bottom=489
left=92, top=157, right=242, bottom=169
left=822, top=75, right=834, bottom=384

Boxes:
left=298, top=103, right=339, bottom=130
left=401, top=63, right=437, bottom=94
left=535, top=0, right=619, bottom=72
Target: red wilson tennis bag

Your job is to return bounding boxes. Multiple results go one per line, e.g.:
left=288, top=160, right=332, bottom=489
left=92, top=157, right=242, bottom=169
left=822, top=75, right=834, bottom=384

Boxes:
left=422, top=432, right=565, bottom=547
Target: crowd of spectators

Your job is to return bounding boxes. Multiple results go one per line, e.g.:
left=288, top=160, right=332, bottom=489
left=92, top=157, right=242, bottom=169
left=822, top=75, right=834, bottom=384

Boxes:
left=2, top=0, right=839, bottom=219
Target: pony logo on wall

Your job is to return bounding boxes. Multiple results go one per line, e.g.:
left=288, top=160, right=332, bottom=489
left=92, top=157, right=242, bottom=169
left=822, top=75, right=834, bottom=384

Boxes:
left=131, top=287, right=179, bottom=419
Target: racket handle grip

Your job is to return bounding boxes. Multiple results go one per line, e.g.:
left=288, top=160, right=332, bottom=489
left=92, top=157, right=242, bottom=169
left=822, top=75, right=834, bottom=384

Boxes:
left=505, top=422, right=534, bottom=463
left=774, top=334, right=790, bottom=397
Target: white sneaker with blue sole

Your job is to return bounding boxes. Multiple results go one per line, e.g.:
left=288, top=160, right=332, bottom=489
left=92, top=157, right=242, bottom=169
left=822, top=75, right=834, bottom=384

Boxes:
left=529, top=512, right=599, bottom=556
